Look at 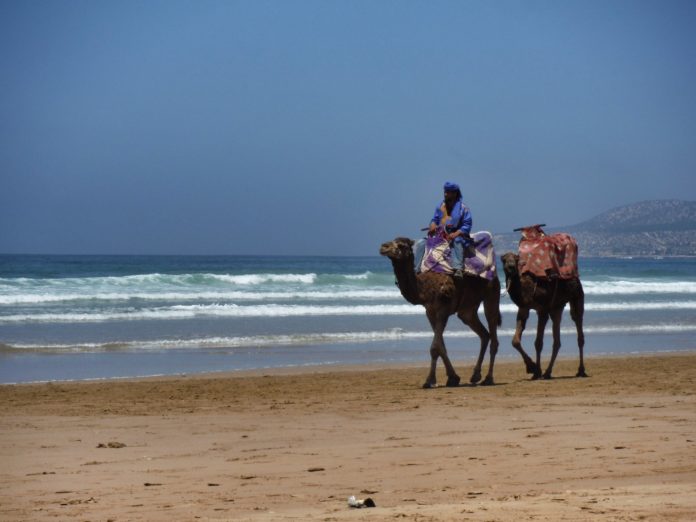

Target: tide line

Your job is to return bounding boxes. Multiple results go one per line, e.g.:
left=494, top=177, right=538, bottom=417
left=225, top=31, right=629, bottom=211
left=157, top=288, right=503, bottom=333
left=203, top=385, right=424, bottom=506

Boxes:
left=4, top=324, right=696, bottom=353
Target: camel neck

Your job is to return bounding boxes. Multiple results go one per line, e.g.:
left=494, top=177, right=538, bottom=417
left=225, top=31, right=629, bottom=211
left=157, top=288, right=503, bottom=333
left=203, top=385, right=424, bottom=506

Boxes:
left=391, top=258, right=421, bottom=305
left=505, top=273, right=523, bottom=306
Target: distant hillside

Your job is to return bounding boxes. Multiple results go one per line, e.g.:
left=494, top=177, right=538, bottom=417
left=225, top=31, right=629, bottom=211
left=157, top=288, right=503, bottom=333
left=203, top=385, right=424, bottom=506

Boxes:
left=493, top=200, right=696, bottom=257
left=569, top=200, right=696, bottom=233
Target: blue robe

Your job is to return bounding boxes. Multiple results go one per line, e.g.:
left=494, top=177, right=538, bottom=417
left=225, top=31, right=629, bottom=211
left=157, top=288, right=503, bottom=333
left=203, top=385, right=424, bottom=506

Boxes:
left=431, top=199, right=472, bottom=246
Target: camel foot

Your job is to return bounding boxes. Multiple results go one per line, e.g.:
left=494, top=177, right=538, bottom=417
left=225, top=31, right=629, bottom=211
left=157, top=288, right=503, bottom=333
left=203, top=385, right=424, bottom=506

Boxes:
left=446, top=375, right=461, bottom=387
left=469, top=370, right=482, bottom=384
left=480, top=375, right=495, bottom=386
left=530, top=373, right=542, bottom=381
left=576, top=369, right=588, bottom=378
left=542, top=372, right=553, bottom=380
left=422, top=381, right=436, bottom=389
left=525, top=361, right=539, bottom=375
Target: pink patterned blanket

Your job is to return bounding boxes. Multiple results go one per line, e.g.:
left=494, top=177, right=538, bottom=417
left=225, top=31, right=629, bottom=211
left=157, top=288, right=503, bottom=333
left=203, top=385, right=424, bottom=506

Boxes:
left=517, top=225, right=579, bottom=279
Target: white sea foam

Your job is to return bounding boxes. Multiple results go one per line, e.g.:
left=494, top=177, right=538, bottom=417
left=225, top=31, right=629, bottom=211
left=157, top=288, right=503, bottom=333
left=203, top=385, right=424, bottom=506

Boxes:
left=4, top=280, right=695, bottom=306
left=0, top=304, right=416, bottom=323
left=0, top=272, right=319, bottom=289
left=585, top=301, right=696, bottom=311
left=582, top=280, right=696, bottom=295
left=344, top=271, right=372, bottom=280
left=3, top=273, right=696, bottom=308
left=208, top=273, right=318, bottom=285
left=2, top=300, right=696, bottom=323
left=0, top=289, right=399, bottom=305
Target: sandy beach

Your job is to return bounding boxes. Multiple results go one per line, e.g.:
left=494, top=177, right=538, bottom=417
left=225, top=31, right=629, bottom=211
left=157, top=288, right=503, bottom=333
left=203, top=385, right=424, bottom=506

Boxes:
left=1, top=353, right=695, bottom=521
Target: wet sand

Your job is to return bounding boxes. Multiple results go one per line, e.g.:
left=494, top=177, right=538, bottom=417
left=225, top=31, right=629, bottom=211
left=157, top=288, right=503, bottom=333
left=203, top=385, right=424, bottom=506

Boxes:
left=1, top=353, right=696, bottom=521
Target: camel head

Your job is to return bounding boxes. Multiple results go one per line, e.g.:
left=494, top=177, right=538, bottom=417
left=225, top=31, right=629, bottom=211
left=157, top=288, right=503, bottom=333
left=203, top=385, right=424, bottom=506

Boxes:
left=501, top=252, right=520, bottom=278
left=379, top=237, right=415, bottom=261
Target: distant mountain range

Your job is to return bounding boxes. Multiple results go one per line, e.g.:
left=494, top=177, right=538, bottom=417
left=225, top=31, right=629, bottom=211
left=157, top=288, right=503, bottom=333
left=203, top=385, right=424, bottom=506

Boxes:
left=493, top=199, right=696, bottom=257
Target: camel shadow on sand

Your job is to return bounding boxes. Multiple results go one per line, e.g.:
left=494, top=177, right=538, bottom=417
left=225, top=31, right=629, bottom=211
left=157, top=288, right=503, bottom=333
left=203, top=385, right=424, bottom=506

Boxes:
left=423, top=373, right=590, bottom=389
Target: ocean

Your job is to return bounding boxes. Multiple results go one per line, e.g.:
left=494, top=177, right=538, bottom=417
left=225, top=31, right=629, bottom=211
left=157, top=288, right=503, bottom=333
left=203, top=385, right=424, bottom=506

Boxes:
left=1, top=254, right=695, bottom=383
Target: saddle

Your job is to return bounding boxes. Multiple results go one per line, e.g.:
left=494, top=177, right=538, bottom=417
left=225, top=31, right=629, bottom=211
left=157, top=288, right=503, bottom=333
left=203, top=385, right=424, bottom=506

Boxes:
left=517, top=225, right=579, bottom=280
left=420, top=230, right=497, bottom=281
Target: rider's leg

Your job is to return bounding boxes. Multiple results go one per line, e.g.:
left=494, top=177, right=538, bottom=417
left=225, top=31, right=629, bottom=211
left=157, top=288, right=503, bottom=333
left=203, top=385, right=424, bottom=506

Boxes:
left=452, top=241, right=464, bottom=276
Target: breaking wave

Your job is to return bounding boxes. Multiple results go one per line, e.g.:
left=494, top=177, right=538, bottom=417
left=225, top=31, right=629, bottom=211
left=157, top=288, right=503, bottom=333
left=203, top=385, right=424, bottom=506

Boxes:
left=2, top=301, right=696, bottom=324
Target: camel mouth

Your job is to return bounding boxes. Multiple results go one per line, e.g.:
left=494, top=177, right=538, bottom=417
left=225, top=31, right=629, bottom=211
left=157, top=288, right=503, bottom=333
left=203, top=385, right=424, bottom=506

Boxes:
left=379, top=243, right=392, bottom=256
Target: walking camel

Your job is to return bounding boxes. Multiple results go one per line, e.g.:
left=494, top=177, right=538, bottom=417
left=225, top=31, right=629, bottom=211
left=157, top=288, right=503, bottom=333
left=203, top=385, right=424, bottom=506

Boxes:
left=501, top=251, right=587, bottom=379
left=379, top=236, right=501, bottom=388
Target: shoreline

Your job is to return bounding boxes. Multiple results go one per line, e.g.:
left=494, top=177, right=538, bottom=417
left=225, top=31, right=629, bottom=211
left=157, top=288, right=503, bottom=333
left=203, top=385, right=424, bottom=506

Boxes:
left=2, top=353, right=696, bottom=520
left=1, top=347, right=695, bottom=386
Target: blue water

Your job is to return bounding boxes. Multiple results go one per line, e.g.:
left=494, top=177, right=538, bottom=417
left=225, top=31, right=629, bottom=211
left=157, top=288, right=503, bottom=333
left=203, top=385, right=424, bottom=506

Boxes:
left=1, top=254, right=695, bottom=383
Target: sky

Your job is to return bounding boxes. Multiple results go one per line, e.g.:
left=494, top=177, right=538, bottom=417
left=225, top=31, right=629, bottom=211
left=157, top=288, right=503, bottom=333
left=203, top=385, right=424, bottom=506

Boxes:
left=1, top=0, right=695, bottom=256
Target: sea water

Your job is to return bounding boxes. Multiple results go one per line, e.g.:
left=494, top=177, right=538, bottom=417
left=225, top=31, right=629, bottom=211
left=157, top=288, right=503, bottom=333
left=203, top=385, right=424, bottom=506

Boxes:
left=1, top=254, right=695, bottom=383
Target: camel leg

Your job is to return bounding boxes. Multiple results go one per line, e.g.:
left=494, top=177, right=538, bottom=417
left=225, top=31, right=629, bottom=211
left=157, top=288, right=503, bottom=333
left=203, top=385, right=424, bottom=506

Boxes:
left=457, top=308, right=490, bottom=385
left=481, top=295, right=500, bottom=386
left=543, top=308, right=563, bottom=379
left=570, top=296, right=587, bottom=377
left=533, top=311, right=549, bottom=380
left=424, top=312, right=458, bottom=388
left=424, top=328, right=442, bottom=389
left=511, top=308, right=538, bottom=377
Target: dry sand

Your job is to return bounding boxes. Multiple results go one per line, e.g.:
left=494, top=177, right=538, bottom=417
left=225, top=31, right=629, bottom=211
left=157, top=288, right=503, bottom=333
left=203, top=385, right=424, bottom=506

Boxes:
left=1, top=353, right=696, bottom=521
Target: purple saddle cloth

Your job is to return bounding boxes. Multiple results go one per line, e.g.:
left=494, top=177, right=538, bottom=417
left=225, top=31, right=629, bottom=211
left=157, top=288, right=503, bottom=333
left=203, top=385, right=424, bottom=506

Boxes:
left=420, top=231, right=497, bottom=281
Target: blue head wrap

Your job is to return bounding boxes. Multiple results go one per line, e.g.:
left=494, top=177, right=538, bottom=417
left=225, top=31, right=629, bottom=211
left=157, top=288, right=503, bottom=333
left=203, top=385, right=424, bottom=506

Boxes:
left=443, top=181, right=460, bottom=192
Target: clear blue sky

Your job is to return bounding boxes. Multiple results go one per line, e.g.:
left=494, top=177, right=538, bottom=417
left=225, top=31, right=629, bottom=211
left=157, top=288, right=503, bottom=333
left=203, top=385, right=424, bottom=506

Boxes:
left=1, top=0, right=695, bottom=255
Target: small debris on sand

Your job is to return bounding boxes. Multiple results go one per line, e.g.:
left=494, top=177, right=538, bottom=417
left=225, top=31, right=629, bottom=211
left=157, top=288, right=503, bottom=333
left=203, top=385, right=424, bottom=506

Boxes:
left=97, top=442, right=126, bottom=449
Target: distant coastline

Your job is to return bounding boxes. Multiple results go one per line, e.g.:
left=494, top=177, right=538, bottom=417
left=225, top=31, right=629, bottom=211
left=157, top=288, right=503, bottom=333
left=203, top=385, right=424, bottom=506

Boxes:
left=494, top=199, right=696, bottom=257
